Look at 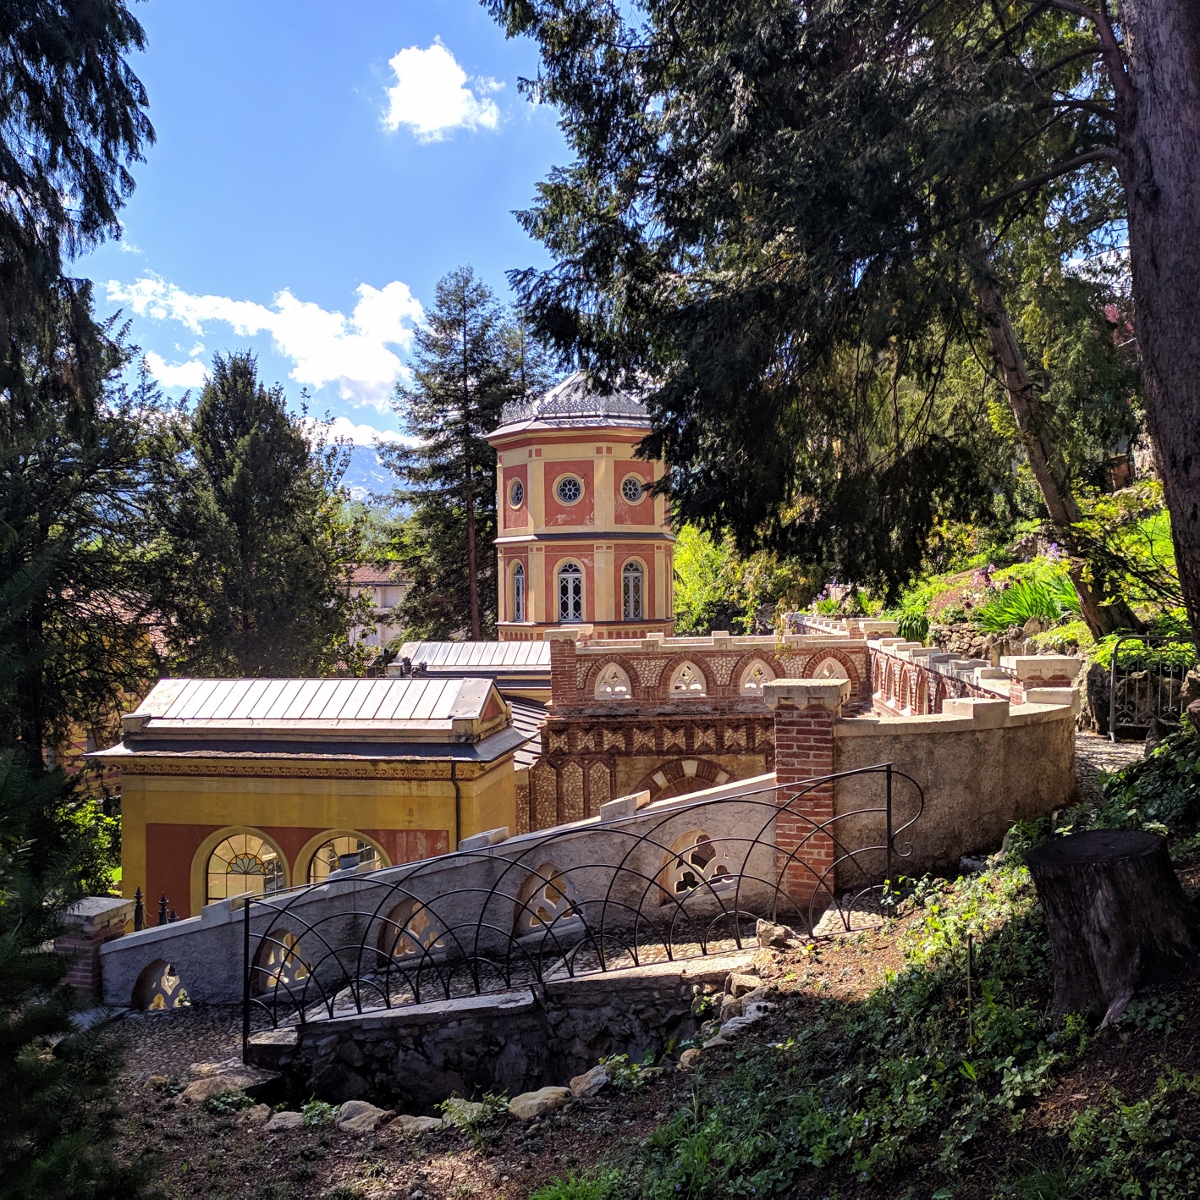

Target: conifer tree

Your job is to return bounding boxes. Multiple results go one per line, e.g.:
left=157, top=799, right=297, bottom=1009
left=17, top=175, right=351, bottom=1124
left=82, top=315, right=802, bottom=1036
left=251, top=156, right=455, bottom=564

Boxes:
left=149, top=352, right=371, bottom=676
left=383, top=267, right=511, bottom=640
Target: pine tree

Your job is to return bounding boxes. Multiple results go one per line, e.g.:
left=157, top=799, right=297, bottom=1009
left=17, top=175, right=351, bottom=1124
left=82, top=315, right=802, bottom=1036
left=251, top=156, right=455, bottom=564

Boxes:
left=383, top=268, right=511, bottom=640
left=0, top=282, right=161, bottom=763
left=149, top=352, right=372, bottom=676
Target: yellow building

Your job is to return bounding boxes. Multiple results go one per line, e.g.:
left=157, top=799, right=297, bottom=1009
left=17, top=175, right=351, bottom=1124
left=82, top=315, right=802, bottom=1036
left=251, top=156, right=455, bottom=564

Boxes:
left=93, top=675, right=528, bottom=918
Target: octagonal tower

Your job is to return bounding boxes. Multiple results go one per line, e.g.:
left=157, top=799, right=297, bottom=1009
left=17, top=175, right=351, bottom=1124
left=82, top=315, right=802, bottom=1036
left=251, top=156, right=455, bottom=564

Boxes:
left=488, top=371, right=675, bottom=641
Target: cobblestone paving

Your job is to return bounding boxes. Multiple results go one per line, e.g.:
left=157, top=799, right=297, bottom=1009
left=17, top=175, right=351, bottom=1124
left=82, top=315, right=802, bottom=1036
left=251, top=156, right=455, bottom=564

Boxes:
left=1076, top=730, right=1145, bottom=804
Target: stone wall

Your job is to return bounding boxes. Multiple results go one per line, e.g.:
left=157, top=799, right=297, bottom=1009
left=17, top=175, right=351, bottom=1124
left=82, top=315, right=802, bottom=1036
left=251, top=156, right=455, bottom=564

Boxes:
left=245, top=956, right=741, bottom=1110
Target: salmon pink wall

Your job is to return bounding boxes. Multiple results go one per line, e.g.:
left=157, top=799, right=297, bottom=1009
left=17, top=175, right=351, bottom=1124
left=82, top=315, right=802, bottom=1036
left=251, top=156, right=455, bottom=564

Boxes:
left=502, top=463, right=529, bottom=530
left=543, top=460, right=595, bottom=526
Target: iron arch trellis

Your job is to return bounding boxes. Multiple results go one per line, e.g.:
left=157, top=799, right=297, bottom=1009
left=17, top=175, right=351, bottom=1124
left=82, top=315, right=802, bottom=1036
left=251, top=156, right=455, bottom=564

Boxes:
left=241, top=763, right=923, bottom=1046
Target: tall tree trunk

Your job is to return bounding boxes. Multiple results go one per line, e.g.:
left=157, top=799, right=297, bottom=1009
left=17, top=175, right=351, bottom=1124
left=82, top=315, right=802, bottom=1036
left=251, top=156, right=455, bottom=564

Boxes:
left=970, top=250, right=1142, bottom=638
left=1116, top=0, right=1200, bottom=645
left=465, top=464, right=480, bottom=639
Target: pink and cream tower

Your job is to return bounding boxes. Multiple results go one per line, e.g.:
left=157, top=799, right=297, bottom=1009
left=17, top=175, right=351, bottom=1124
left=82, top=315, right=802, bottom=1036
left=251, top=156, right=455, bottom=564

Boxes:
left=488, top=371, right=676, bottom=641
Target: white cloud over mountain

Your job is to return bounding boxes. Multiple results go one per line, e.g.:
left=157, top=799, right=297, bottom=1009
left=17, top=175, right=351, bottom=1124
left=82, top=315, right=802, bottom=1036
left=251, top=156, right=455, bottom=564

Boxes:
left=383, top=40, right=501, bottom=141
left=104, top=277, right=423, bottom=410
left=304, top=416, right=415, bottom=447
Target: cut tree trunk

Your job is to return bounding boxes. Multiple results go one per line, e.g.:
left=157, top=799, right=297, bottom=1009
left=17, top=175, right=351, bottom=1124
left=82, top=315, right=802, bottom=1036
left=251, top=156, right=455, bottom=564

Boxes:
left=1025, top=829, right=1200, bottom=1023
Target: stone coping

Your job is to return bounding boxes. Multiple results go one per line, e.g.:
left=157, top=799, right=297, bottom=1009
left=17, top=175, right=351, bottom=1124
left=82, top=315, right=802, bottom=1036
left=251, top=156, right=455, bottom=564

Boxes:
left=835, top=696, right=1078, bottom=737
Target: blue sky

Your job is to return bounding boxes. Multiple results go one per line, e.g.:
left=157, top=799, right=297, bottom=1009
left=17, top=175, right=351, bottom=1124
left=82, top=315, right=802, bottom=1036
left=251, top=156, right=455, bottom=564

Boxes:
left=77, top=0, right=567, bottom=445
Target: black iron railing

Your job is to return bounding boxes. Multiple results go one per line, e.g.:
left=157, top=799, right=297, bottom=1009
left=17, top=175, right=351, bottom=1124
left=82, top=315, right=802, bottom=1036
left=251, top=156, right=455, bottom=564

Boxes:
left=1108, top=634, right=1194, bottom=740
left=241, top=763, right=922, bottom=1049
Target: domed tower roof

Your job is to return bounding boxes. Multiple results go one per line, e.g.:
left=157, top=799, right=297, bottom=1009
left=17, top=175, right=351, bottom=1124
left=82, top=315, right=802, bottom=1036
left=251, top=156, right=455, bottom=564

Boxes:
left=495, top=369, right=649, bottom=434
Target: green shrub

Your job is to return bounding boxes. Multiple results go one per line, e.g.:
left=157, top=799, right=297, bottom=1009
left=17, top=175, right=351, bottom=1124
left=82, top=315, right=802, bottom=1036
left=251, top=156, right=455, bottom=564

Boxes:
left=974, top=576, right=1080, bottom=632
left=301, top=1099, right=338, bottom=1126
left=205, top=1089, right=256, bottom=1115
left=1098, top=725, right=1200, bottom=832
left=529, top=1173, right=619, bottom=1200
left=895, top=611, right=930, bottom=643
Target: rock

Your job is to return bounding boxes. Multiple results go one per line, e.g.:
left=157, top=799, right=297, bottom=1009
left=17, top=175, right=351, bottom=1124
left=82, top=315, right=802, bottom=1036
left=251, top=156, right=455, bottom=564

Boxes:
left=1022, top=617, right=1042, bottom=638
left=755, top=919, right=801, bottom=949
left=508, top=1087, right=571, bottom=1121
left=441, top=1099, right=486, bottom=1126
left=569, top=1064, right=610, bottom=1099
left=266, top=1110, right=304, bottom=1133
left=739, top=987, right=770, bottom=1007
left=240, top=1104, right=271, bottom=1125
left=958, top=855, right=987, bottom=874
left=725, top=972, right=760, bottom=997
left=719, top=1014, right=761, bottom=1038
left=677, top=1048, right=704, bottom=1071
left=336, top=1100, right=390, bottom=1133
left=1182, top=670, right=1200, bottom=710
left=180, top=1072, right=260, bottom=1103
left=393, top=1114, right=444, bottom=1136
left=1188, top=699, right=1200, bottom=732
left=719, top=994, right=744, bottom=1023
left=146, top=1074, right=169, bottom=1089
left=189, top=1060, right=235, bottom=1077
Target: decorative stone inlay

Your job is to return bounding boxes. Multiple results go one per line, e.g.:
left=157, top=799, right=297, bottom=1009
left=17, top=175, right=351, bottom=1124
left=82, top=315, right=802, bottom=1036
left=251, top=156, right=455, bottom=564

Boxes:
left=602, top=729, right=626, bottom=752
left=587, top=760, right=611, bottom=810
left=709, top=656, right=736, bottom=686
left=694, top=726, right=716, bottom=751
left=663, top=727, right=687, bottom=750
left=634, top=659, right=667, bottom=687
left=561, top=760, right=585, bottom=822
left=723, top=726, right=748, bottom=751
left=633, top=727, right=657, bottom=751
left=574, top=729, right=596, bottom=753
left=548, top=730, right=570, bottom=754
left=576, top=663, right=592, bottom=689
left=663, top=830, right=735, bottom=902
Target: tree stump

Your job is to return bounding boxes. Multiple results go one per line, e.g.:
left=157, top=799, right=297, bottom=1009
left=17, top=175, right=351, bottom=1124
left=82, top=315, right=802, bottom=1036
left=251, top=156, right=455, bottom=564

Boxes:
left=1025, top=829, right=1200, bottom=1023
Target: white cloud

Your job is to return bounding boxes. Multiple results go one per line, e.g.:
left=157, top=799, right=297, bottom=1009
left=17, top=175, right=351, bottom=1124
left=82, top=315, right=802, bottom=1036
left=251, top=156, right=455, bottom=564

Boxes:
left=383, top=40, right=502, bottom=141
left=304, top=416, right=416, bottom=447
left=120, top=240, right=144, bottom=255
left=145, top=351, right=208, bottom=389
left=105, top=276, right=423, bottom=410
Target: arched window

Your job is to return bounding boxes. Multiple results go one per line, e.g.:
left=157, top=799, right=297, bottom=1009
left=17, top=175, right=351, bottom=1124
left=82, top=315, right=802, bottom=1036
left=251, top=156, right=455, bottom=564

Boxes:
left=512, top=563, right=526, bottom=622
left=739, top=659, right=776, bottom=694
left=306, top=835, right=382, bottom=884
left=669, top=661, right=707, bottom=696
left=206, top=833, right=284, bottom=903
left=594, top=662, right=632, bottom=700
left=812, top=656, right=850, bottom=681
left=558, top=562, right=583, bottom=621
left=622, top=560, right=644, bottom=620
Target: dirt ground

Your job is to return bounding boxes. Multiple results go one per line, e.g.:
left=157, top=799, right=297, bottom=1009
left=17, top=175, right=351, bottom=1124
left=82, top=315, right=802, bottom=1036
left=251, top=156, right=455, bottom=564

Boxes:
left=111, top=732, right=1170, bottom=1200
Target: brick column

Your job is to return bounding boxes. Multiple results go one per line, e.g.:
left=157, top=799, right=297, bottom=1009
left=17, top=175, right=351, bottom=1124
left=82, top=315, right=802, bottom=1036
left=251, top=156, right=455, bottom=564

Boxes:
left=53, top=896, right=136, bottom=1004
left=764, top=679, right=850, bottom=914
left=545, top=625, right=592, bottom=711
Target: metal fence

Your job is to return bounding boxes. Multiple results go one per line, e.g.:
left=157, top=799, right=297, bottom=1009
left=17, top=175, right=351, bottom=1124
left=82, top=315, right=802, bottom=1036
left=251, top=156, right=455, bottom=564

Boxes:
left=241, top=763, right=923, bottom=1045
left=1108, top=634, right=1194, bottom=741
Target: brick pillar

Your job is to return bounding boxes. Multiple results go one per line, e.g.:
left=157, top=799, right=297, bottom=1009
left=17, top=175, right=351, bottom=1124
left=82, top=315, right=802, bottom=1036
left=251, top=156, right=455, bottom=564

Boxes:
left=763, top=679, right=849, bottom=914
left=545, top=625, right=592, bottom=712
left=53, top=897, right=136, bottom=1004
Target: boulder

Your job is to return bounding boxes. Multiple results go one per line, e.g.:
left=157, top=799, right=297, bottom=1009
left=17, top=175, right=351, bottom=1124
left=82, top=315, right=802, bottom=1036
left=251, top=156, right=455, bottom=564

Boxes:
left=180, top=1073, right=261, bottom=1103
left=265, top=1110, right=304, bottom=1134
left=719, top=994, right=744, bottom=1023
left=508, top=1087, right=571, bottom=1121
left=725, top=972, right=760, bottom=997
left=336, top=1100, right=390, bottom=1133
left=240, top=1104, right=271, bottom=1125
left=1188, top=699, right=1200, bottom=732
left=755, top=919, right=805, bottom=949
left=719, top=1010, right=767, bottom=1038
left=393, top=1114, right=444, bottom=1136
left=569, top=1064, right=610, bottom=1099
left=676, top=1048, right=704, bottom=1071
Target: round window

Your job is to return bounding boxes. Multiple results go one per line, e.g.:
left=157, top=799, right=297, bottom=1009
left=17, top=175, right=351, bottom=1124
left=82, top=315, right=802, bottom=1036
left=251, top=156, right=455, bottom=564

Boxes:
left=556, top=476, right=583, bottom=504
left=621, top=475, right=644, bottom=503
left=509, top=479, right=524, bottom=507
